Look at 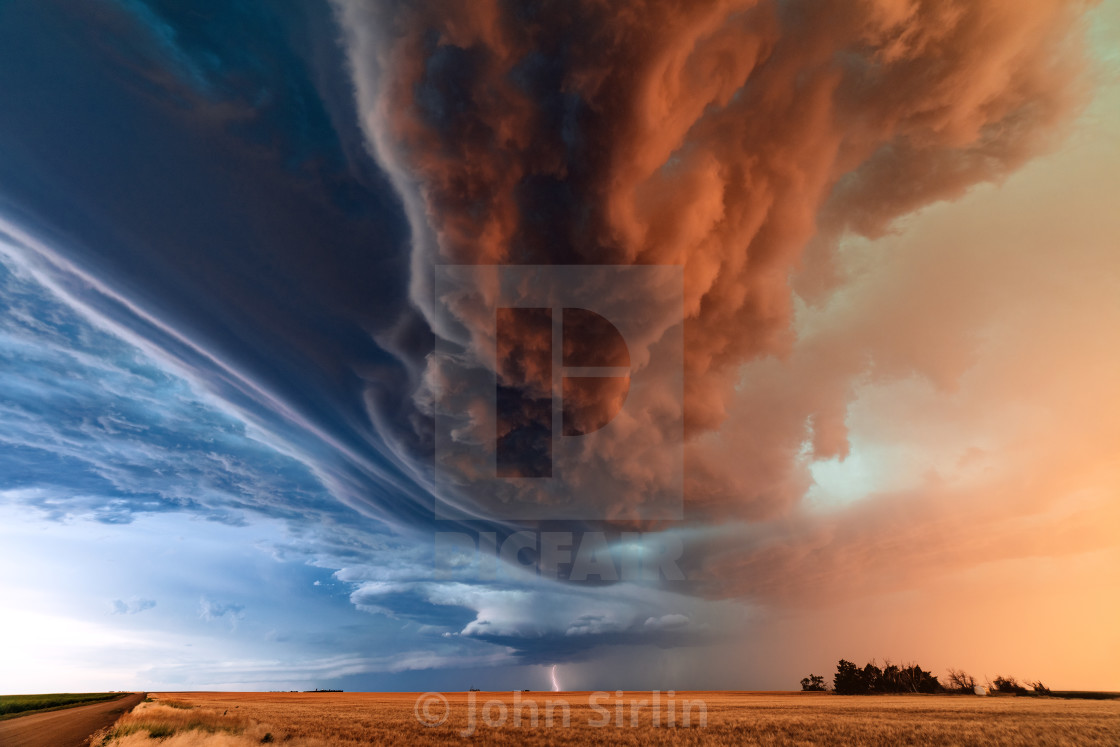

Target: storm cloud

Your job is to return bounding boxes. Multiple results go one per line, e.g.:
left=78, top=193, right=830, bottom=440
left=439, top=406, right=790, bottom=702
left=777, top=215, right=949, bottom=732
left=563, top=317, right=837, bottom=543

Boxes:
left=1, top=0, right=1116, bottom=690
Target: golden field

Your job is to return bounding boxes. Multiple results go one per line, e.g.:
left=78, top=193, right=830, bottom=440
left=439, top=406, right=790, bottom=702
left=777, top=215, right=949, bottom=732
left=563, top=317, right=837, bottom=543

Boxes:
left=93, top=690, right=1120, bottom=746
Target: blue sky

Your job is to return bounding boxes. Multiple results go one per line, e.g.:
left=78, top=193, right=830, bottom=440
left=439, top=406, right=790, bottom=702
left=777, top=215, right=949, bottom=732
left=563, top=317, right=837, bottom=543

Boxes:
left=0, top=235, right=717, bottom=690
left=0, top=0, right=526, bottom=691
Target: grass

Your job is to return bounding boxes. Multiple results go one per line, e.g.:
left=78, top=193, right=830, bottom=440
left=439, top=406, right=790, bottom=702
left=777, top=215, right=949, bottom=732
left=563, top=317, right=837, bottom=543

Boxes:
left=94, top=698, right=258, bottom=746
left=0, top=692, right=123, bottom=720
left=1050, top=692, right=1120, bottom=700
left=92, top=691, right=1120, bottom=746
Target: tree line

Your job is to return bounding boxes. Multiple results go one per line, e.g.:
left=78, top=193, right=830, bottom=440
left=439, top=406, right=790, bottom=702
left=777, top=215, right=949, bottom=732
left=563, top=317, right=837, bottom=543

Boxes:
left=800, top=660, right=1051, bottom=695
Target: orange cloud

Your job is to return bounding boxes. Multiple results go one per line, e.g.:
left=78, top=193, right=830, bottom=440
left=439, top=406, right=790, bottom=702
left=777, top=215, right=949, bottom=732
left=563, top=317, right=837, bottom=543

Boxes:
left=340, top=0, right=1093, bottom=437
left=333, top=0, right=1112, bottom=613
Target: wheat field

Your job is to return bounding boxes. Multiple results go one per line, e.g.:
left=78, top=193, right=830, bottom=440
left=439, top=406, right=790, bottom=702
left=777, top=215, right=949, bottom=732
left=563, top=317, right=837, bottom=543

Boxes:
left=93, top=691, right=1120, bottom=746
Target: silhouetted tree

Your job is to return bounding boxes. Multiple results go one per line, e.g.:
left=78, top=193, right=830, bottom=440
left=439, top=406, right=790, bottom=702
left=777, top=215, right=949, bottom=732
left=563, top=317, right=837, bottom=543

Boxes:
left=1029, top=680, right=1051, bottom=696
left=862, top=662, right=884, bottom=693
left=901, top=663, right=942, bottom=694
left=878, top=662, right=900, bottom=692
left=833, top=658, right=946, bottom=694
left=991, top=676, right=1029, bottom=695
left=835, top=659, right=868, bottom=694
left=800, top=674, right=827, bottom=691
left=946, top=669, right=978, bottom=694
left=871, top=660, right=937, bottom=693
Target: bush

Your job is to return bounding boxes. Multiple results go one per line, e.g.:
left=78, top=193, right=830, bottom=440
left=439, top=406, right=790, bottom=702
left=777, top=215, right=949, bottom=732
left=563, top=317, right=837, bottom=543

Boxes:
left=991, top=676, right=1029, bottom=695
left=800, top=674, right=827, bottom=691
left=946, top=669, right=978, bottom=694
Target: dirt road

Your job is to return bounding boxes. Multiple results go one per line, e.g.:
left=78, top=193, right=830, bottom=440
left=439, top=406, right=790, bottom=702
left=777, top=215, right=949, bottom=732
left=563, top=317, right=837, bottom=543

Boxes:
left=0, top=692, right=144, bottom=747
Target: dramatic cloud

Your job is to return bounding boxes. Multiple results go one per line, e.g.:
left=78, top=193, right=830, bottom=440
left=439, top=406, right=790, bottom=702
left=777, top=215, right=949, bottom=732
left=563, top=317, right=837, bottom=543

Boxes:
left=325, top=0, right=1119, bottom=684
left=334, top=0, right=1097, bottom=520
left=347, top=574, right=719, bottom=662
left=1, top=0, right=1116, bottom=691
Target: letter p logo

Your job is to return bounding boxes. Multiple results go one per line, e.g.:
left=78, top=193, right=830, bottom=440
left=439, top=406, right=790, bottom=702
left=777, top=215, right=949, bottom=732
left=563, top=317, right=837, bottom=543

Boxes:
left=496, top=307, right=632, bottom=477
left=434, top=266, right=683, bottom=520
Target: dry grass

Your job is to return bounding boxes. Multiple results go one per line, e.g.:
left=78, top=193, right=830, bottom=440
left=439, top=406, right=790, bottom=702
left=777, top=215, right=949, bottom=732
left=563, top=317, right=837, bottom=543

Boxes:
left=93, top=697, right=287, bottom=747
left=96, top=691, right=1120, bottom=746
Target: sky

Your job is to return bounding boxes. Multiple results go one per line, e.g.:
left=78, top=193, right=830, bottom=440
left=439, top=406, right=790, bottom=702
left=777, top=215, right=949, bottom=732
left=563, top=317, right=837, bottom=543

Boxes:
left=0, top=0, right=1118, bottom=693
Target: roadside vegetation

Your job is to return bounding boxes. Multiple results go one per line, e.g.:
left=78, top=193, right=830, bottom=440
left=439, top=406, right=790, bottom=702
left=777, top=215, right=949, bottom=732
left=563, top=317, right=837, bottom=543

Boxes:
left=0, top=692, right=123, bottom=720
left=94, top=697, right=291, bottom=746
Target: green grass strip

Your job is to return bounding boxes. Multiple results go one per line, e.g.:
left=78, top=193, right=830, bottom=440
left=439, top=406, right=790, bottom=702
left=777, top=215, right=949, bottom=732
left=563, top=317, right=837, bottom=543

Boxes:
left=0, top=692, right=124, bottom=720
